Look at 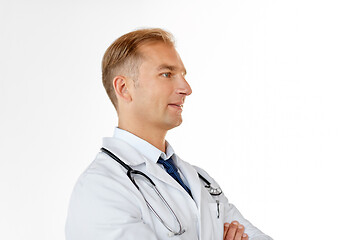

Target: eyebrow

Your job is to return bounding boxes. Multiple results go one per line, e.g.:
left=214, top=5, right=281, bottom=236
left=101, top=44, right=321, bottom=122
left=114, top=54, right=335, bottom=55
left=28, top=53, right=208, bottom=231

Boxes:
left=157, top=64, right=187, bottom=75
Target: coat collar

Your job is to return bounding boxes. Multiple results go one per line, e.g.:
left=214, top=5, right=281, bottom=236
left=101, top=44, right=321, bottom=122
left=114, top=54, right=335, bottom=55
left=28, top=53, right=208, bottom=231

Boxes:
left=112, top=127, right=175, bottom=163
left=102, top=137, right=146, bottom=166
left=101, top=137, right=197, bottom=200
left=101, top=135, right=202, bottom=211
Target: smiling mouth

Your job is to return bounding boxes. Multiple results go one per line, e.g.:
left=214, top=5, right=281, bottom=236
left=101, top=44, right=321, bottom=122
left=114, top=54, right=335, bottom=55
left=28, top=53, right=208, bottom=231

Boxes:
left=169, top=104, right=183, bottom=109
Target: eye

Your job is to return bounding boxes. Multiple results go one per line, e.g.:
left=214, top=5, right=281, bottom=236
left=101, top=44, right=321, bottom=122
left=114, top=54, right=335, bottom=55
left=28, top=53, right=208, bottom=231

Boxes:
left=161, top=72, right=172, bottom=78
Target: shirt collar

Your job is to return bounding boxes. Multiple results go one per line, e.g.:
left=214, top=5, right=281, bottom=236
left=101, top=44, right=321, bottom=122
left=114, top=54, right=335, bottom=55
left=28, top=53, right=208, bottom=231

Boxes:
left=113, top=127, right=175, bottom=163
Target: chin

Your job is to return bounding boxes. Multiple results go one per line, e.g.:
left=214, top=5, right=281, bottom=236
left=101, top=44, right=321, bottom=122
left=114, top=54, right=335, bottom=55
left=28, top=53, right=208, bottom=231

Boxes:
left=165, top=118, right=183, bottom=130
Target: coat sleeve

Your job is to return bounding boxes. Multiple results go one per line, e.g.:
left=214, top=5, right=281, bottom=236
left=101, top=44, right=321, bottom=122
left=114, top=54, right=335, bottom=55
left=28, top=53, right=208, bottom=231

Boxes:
left=223, top=202, right=273, bottom=240
left=65, top=172, right=159, bottom=240
left=194, top=166, right=273, bottom=240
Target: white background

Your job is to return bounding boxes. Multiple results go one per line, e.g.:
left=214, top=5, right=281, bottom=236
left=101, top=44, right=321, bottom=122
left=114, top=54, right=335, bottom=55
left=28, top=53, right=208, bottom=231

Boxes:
left=1, top=0, right=359, bottom=239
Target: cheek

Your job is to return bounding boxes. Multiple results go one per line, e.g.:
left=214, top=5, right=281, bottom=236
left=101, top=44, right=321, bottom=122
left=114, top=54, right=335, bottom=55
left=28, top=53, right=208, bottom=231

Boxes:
left=133, top=82, right=172, bottom=110
left=144, top=87, right=168, bottom=104
left=134, top=90, right=162, bottom=112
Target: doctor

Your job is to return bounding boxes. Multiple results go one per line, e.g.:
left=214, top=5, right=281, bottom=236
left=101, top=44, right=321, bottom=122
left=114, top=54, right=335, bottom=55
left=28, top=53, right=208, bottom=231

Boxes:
left=65, top=28, right=272, bottom=240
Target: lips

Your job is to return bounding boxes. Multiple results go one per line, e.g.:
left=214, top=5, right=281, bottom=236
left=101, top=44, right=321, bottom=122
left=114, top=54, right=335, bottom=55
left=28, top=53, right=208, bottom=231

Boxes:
left=168, top=103, right=183, bottom=110
left=169, top=100, right=184, bottom=107
left=169, top=104, right=183, bottom=108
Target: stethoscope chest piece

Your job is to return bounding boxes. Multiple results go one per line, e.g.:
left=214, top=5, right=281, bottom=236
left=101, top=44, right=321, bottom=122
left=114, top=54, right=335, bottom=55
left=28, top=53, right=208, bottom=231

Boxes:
left=207, top=186, right=222, bottom=196
left=197, top=173, right=223, bottom=196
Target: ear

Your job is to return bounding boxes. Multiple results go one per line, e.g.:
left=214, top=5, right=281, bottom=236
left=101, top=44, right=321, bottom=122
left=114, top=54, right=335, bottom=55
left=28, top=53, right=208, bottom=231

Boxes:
left=113, top=75, right=133, bottom=102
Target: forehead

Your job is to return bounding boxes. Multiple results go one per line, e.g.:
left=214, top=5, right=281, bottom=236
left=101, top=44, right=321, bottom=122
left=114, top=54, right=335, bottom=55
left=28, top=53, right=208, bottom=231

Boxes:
left=137, top=42, right=186, bottom=72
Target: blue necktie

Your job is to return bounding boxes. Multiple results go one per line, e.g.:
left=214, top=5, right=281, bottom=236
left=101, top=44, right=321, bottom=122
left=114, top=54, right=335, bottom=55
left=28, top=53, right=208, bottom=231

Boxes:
left=157, top=157, right=193, bottom=198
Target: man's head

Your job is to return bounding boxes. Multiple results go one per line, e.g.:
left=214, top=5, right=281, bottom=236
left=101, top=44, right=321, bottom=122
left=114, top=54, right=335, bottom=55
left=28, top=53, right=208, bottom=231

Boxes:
left=102, top=28, right=175, bottom=110
left=102, top=28, right=192, bottom=132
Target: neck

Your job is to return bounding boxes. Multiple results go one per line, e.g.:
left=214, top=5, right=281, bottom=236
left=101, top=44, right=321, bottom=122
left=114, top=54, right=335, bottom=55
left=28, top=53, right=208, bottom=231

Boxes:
left=118, top=119, right=167, bottom=153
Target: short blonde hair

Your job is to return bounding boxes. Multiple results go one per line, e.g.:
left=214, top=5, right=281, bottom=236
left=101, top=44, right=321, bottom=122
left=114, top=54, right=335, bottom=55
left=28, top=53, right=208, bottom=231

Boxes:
left=102, top=28, right=175, bottom=110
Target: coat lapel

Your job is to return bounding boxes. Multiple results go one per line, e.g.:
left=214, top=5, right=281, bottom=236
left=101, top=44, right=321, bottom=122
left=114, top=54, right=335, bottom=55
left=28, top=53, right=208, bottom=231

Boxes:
left=175, top=158, right=202, bottom=209
left=145, top=158, right=188, bottom=196
left=175, top=157, right=204, bottom=238
left=103, top=137, right=190, bottom=195
left=102, top=136, right=207, bottom=238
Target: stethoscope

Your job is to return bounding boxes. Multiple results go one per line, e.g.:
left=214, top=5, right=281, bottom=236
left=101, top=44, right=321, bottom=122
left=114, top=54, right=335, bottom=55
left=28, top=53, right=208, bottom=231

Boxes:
left=100, top=147, right=222, bottom=237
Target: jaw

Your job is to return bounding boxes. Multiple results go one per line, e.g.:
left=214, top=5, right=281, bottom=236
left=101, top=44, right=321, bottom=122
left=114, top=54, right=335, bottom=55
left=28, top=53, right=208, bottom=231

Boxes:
left=160, top=111, right=183, bottom=131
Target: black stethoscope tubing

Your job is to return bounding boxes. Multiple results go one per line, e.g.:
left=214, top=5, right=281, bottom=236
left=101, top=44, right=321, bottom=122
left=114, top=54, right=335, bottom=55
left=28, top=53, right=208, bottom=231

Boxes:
left=100, top=147, right=223, bottom=235
left=101, top=147, right=155, bottom=190
left=100, top=147, right=222, bottom=195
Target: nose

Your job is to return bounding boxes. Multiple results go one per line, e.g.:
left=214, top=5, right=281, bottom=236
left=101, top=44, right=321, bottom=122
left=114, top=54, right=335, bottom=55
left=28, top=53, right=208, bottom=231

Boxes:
left=177, top=76, right=192, bottom=96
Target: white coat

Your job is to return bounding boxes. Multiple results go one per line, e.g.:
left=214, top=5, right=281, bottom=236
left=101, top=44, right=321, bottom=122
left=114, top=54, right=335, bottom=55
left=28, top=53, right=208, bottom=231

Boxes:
left=65, top=136, right=271, bottom=240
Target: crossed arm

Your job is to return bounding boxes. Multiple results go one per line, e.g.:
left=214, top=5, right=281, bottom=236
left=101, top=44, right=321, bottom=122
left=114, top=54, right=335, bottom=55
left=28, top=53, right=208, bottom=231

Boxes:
left=67, top=167, right=271, bottom=240
left=224, top=221, right=249, bottom=240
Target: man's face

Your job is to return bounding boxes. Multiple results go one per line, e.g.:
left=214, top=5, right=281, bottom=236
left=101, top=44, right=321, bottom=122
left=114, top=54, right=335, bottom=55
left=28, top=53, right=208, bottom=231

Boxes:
left=129, top=42, right=192, bottom=131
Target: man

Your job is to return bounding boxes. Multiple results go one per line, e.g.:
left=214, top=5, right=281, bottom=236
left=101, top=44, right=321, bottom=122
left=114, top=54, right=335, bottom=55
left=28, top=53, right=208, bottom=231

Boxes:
left=65, top=28, right=272, bottom=240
